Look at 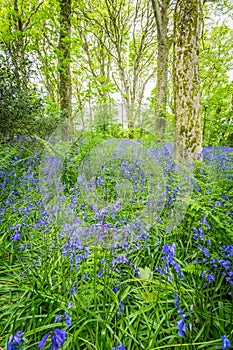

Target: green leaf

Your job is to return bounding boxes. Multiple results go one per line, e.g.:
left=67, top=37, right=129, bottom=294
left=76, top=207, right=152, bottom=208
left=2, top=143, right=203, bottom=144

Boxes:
left=138, top=267, right=153, bottom=280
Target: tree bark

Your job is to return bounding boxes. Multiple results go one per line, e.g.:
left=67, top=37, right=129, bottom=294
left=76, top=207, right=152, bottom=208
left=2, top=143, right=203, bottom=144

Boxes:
left=173, top=0, right=203, bottom=160
left=156, top=37, right=169, bottom=139
left=151, top=0, right=170, bottom=140
left=58, top=0, right=72, bottom=125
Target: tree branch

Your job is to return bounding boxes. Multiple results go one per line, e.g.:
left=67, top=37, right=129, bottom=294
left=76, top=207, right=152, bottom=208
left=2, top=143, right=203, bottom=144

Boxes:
left=22, top=1, right=44, bottom=31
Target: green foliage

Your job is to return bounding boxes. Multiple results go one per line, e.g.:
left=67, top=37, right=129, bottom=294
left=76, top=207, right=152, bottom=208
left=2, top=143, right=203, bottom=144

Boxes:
left=0, top=54, right=60, bottom=138
left=0, top=57, right=39, bottom=135
left=199, top=23, right=233, bottom=146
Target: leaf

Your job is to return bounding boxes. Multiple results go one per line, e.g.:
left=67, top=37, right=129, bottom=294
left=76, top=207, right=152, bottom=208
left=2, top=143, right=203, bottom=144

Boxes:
left=182, top=263, right=204, bottom=274
left=138, top=266, right=153, bottom=280
left=141, top=290, right=158, bottom=303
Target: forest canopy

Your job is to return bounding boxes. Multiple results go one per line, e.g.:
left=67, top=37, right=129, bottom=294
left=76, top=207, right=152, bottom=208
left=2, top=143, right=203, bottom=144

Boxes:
left=0, top=0, right=233, bottom=150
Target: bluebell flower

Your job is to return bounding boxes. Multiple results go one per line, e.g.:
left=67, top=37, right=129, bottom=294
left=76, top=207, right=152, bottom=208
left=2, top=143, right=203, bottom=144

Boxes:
left=112, top=285, right=119, bottom=294
left=200, top=213, right=211, bottom=231
left=177, top=317, right=187, bottom=337
left=222, top=335, right=231, bottom=350
left=69, top=286, right=77, bottom=294
left=174, top=291, right=180, bottom=309
left=198, top=226, right=205, bottom=241
left=198, top=245, right=210, bottom=258
left=157, top=243, right=183, bottom=280
left=96, top=176, right=103, bottom=186
left=67, top=301, right=73, bottom=309
left=8, top=331, right=23, bottom=350
left=226, top=276, right=233, bottom=286
left=84, top=248, right=90, bottom=258
left=220, top=245, right=233, bottom=258
left=172, top=261, right=184, bottom=280
left=117, top=300, right=125, bottom=314
left=55, top=312, right=72, bottom=327
left=20, top=244, right=28, bottom=249
left=10, top=232, right=21, bottom=241
left=38, top=329, right=67, bottom=350
left=162, top=243, right=176, bottom=258
left=38, top=332, right=49, bottom=350
left=218, top=259, right=232, bottom=271
left=192, top=227, right=199, bottom=240
left=97, top=270, right=103, bottom=278
left=206, top=273, right=214, bottom=283
left=111, top=345, right=126, bottom=350
left=174, top=291, right=189, bottom=337
left=201, top=271, right=214, bottom=283
left=132, top=263, right=140, bottom=278
left=115, top=255, right=129, bottom=264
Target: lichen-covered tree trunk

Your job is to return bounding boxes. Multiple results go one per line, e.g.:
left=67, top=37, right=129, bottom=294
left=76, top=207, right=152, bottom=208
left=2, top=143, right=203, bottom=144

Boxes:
left=173, top=0, right=203, bottom=160
left=151, top=0, right=170, bottom=140
left=58, top=0, right=72, bottom=124
left=156, top=38, right=169, bottom=139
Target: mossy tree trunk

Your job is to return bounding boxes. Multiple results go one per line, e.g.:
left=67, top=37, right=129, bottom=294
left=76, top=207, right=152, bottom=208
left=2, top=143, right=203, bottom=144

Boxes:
left=173, top=0, right=203, bottom=160
left=151, top=0, right=170, bottom=140
left=58, top=0, right=72, bottom=125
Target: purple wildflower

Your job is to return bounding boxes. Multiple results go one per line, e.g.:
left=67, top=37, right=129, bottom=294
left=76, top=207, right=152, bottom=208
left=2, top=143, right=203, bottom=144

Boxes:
left=115, top=254, right=129, bottom=264
left=220, top=245, right=233, bottom=258
left=112, top=285, right=119, bottom=294
left=111, top=345, right=126, bottom=350
left=192, top=227, right=199, bottom=240
left=157, top=243, right=183, bottom=280
left=117, top=300, right=125, bottom=314
left=38, top=333, right=49, bottom=350
left=192, top=226, right=204, bottom=241
left=67, top=301, right=73, bottom=309
left=96, top=176, right=103, bottom=186
left=97, top=270, right=103, bottom=278
left=38, top=329, right=67, bottom=350
left=8, top=331, right=23, bottom=350
left=201, top=271, right=214, bottom=283
left=10, top=232, right=21, bottom=241
left=177, top=317, right=187, bottom=337
left=174, top=291, right=189, bottom=337
left=174, top=291, right=180, bottom=309
left=200, top=214, right=211, bottom=231
left=55, top=312, right=72, bottom=327
left=218, top=259, right=232, bottom=271
left=222, top=335, right=231, bottom=350
left=198, top=245, right=210, bottom=258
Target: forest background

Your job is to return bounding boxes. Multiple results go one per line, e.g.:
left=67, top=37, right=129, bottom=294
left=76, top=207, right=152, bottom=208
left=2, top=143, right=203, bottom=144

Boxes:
left=0, top=0, right=233, bottom=148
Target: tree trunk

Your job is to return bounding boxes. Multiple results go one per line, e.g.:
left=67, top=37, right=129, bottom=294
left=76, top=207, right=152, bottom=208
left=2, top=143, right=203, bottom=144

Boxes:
left=58, top=0, right=72, bottom=129
left=151, top=0, right=170, bottom=140
left=173, top=0, right=203, bottom=160
left=156, top=38, right=169, bottom=139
